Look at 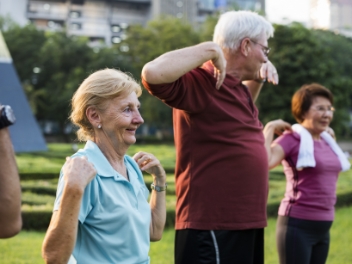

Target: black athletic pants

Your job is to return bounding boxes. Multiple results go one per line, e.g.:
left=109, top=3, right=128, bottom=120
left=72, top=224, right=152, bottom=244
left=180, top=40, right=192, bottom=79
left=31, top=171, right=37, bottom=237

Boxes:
left=175, top=228, right=264, bottom=264
left=276, top=216, right=333, bottom=264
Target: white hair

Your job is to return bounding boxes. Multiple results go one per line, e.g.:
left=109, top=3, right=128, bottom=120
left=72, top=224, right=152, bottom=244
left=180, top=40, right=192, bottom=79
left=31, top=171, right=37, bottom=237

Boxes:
left=213, top=10, right=274, bottom=51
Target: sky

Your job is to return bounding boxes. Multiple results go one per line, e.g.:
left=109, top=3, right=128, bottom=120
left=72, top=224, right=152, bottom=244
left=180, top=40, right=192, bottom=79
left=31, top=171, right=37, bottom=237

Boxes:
left=266, top=0, right=311, bottom=25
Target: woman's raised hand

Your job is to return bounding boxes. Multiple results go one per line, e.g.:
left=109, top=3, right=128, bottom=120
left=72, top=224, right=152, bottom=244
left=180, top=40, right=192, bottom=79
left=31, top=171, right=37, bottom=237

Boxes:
left=63, top=156, right=97, bottom=190
left=133, top=152, right=166, bottom=180
left=266, top=119, right=292, bottom=136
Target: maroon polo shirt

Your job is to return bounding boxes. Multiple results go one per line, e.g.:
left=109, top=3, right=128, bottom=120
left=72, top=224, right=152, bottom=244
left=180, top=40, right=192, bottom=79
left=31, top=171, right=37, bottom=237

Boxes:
left=142, top=62, right=268, bottom=230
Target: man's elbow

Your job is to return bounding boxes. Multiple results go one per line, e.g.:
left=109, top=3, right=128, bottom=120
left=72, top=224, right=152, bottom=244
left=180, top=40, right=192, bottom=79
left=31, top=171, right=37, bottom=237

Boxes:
left=150, top=232, right=163, bottom=242
left=142, top=63, right=160, bottom=85
left=0, top=216, right=22, bottom=238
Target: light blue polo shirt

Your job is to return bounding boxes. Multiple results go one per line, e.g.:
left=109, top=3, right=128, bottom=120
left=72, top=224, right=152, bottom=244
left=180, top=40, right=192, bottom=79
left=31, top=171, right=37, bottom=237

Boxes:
left=54, top=140, right=151, bottom=264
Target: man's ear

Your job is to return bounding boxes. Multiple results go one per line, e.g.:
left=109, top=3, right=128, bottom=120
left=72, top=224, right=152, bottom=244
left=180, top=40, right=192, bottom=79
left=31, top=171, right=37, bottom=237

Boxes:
left=86, top=106, right=101, bottom=127
left=241, top=38, right=251, bottom=57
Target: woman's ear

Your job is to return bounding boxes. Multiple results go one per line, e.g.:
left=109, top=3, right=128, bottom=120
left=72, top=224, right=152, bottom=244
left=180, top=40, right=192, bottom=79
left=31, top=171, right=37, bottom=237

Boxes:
left=86, top=106, right=101, bottom=128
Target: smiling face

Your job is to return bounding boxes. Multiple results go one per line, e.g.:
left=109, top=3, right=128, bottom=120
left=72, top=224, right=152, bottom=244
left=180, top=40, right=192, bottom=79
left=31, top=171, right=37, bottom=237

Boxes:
left=99, top=92, right=144, bottom=148
left=301, top=96, right=334, bottom=139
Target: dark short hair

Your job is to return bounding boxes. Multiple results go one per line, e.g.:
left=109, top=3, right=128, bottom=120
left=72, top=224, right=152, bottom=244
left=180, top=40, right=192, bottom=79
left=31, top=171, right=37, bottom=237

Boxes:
left=291, top=83, right=334, bottom=123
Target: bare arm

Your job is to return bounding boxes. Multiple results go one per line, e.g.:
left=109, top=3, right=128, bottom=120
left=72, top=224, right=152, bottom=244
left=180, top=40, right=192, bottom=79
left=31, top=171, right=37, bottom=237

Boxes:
left=133, top=152, right=166, bottom=241
left=0, top=127, right=22, bottom=238
left=244, top=81, right=264, bottom=103
left=42, top=156, right=96, bottom=264
left=263, top=120, right=292, bottom=169
left=142, top=41, right=227, bottom=89
left=243, top=60, right=279, bottom=102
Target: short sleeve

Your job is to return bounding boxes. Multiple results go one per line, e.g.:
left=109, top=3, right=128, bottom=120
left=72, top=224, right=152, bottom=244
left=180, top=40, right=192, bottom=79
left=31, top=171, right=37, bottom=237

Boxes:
left=274, top=132, right=300, bottom=158
left=77, top=181, right=95, bottom=223
left=53, top=163, right=94, bottom=224
left=142, top=68, right=215, bottom=113
left=53, top=170, right=65, bottom=211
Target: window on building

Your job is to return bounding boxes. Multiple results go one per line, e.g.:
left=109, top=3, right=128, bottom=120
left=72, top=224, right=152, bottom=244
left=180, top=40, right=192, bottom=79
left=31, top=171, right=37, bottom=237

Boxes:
left=71, top=0, right=85, bottom=4
left=70, top=23, right=82, bottom=30
left=111, top=25, right=121, bottom=33
left=120, top=23, right=128, bottom=29
left=70, top=11, right=81, bottom=19
left=111, top=36, right=121, bottom=44
left=43, top=4, right=51, bottom=11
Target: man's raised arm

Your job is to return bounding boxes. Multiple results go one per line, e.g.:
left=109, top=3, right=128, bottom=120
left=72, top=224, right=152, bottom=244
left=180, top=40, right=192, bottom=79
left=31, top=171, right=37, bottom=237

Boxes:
left=142, top=41, right=226, bottom=89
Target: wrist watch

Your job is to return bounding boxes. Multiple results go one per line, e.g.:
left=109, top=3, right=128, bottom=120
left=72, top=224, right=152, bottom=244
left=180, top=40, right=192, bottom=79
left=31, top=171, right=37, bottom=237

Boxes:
left=0, top=105, right=16, bottom=129
left=151, top=183, right=167, bottom=192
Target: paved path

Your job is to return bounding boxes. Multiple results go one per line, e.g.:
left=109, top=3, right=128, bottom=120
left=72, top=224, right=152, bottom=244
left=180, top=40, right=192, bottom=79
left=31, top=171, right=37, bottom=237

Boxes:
left=337, top=141, right=352, bottom=154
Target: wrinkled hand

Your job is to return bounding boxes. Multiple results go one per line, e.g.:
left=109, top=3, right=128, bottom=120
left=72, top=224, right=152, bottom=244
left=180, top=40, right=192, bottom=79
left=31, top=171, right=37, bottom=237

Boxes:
left=257, top=60, right=279, bottom=85
left=211, top=46, right=227, bottom=90
left=133, top=152, right=166, bottom=180
left=63, top=156, right=97, bottom=190
left=267, top=119, right=292, bottom=136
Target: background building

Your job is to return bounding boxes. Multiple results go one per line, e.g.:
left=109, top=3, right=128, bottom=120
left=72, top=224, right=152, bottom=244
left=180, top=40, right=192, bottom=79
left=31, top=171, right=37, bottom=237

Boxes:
left=266, top=0, right=352, bottom=37
left=0, top=0, right=265, bottom=45
left=328, top=0, right=352, bottom=37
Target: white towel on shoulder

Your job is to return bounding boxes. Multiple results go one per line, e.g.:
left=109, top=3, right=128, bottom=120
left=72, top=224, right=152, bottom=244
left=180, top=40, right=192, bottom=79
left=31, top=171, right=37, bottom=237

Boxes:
left=292, top=124, right=350, bottom=172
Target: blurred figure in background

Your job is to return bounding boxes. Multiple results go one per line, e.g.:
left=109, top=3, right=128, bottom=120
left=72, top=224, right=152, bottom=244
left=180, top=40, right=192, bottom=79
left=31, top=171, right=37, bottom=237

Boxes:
left=263, top=83, right=350, bottom=264
left=0, top=104, right=22, bottom=238
left=42, top=69, right=166, bottom=264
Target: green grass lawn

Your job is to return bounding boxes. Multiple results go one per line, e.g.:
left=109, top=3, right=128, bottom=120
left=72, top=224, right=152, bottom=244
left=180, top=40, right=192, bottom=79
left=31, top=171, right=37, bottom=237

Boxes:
left=0, top=206, right=351, bottom=264
left=11, top=143, right=352, bottom=263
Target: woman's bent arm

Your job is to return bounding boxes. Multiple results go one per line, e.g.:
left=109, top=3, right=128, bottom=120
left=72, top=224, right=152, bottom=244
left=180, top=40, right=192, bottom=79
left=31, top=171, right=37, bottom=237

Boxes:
left=42, top=157, right=96, bottom=264
left=263, top=120, right=291, bottom=169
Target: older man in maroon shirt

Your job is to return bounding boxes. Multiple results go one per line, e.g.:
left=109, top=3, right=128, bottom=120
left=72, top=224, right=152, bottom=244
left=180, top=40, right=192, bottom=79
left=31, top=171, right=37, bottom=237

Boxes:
left=142, top=10, right=278, bottom=264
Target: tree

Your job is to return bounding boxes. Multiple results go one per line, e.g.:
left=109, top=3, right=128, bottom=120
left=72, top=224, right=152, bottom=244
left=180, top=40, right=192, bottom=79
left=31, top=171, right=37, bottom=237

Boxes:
left=33, top=32, right=94, bottom=136
left=114, top=16, right=202, bottom=127
left=199, top=13, right=219, bottom=42
left=0, top=14, right=17, bottom=32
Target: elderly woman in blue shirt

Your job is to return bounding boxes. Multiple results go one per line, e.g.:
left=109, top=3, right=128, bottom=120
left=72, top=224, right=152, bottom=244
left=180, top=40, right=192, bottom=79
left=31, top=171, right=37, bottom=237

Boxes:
left=42, top=69, right=167, bottom=264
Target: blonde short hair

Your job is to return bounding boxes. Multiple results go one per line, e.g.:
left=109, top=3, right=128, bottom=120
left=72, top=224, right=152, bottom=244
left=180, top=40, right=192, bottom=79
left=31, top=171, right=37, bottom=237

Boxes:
left=70, top=68, right=142, bottom=141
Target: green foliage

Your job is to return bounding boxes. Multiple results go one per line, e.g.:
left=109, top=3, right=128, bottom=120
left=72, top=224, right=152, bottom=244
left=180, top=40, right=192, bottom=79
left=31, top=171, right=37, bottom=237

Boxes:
left=3, top=16, right=352, bottom=137
left=3, top=24, right=46, bottom=87
left=114, top=16, right=201, bottom=127
left=22, top=191, right=56, bottom=205
left=34, top=32, right=93, bottom=128
left=117, top=16, right=201, bottom=74
left=21, top=211, right=52, bottom=231
left=199, top=13, right=220, bottom=42
left=0, top=14, right=18, bottom=32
